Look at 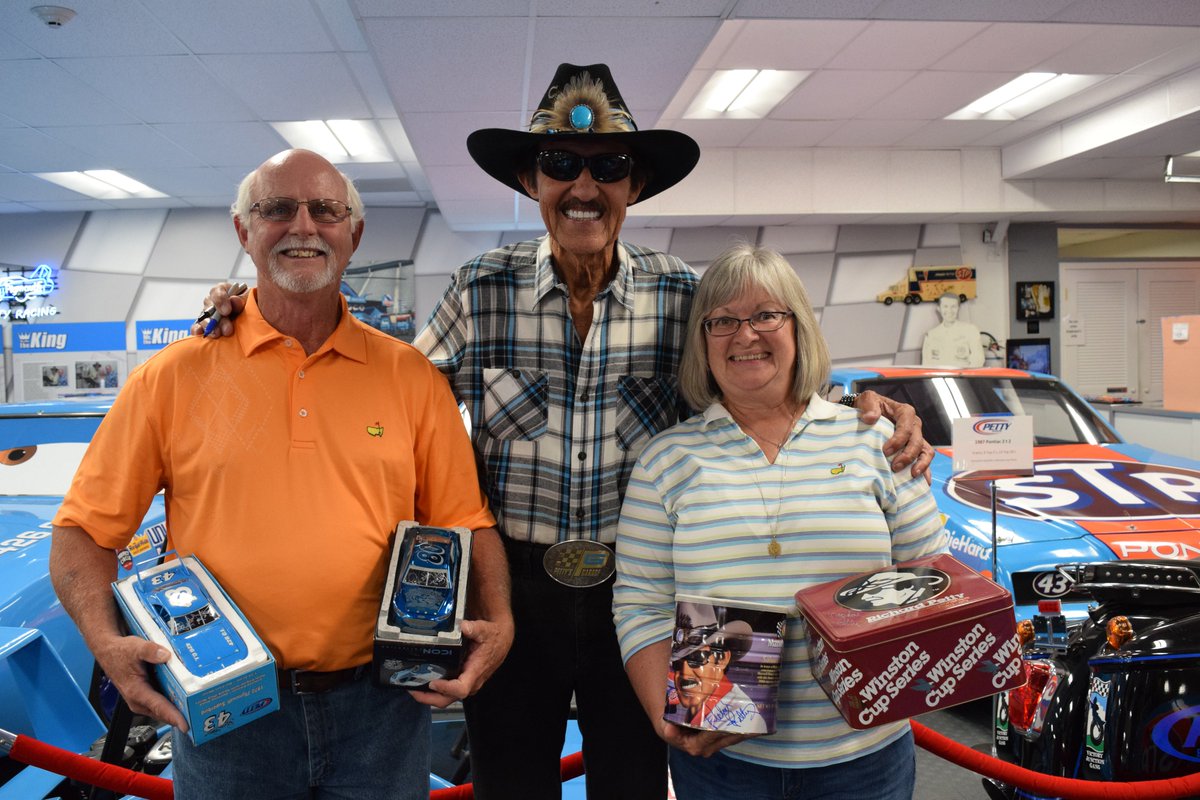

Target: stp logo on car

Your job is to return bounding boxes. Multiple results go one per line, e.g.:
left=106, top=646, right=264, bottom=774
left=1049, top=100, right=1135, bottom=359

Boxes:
left=950, top=458, right=1200, bottom=521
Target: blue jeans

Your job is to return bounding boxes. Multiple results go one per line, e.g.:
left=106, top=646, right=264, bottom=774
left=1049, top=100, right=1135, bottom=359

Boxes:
left=172, top=671, right=430, bottom=800
left=669, top=729, right=915, bottom=800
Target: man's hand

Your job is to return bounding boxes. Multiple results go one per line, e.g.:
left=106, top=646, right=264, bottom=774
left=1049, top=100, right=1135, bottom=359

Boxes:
left=92, top=633, right=188, bottom=730
left=410, top=616, right=515, bottom=708
left=853, top=390, right=934, bottom=481
left=189, top=282, right=247, bottom=338
left=660, top=720, right=755, bottom=758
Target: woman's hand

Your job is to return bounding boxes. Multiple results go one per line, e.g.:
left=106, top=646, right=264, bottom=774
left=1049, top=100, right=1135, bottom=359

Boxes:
left=660, top=719, right=757, bottom=757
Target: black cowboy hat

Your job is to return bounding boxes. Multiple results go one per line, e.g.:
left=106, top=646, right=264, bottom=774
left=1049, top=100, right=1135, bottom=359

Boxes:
left=467, top=63, right=700, bottom=203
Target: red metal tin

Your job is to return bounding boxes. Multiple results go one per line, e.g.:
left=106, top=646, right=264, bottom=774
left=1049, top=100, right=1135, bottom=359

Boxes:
left=794, top=553, right=1024, bottom=729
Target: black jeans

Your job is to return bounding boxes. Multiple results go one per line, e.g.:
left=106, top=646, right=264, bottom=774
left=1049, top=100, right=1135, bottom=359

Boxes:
left=463, top=539, right=667, bottom=799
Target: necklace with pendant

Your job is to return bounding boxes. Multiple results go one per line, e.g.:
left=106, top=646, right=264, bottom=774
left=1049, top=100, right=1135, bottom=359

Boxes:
left=733, top=414, right=791, bottom=558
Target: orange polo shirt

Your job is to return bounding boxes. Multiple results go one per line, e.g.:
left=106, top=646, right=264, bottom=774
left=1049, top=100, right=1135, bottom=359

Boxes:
left=56, top=291, right=494, bottom=671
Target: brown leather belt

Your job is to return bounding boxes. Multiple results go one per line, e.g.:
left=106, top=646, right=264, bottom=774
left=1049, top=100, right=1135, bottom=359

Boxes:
left=278, top=664, right=369, bottom=695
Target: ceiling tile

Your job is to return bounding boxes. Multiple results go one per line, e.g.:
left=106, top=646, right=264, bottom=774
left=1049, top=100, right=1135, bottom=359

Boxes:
left=826, top=21, right=988, bottom=70
left=773, top=70, right=915, bottom=119
left=0, top=61, right=136, bottom=127
left=58, top=56, right=257, bottom=123
left=201, top=53, right=371, bottom=120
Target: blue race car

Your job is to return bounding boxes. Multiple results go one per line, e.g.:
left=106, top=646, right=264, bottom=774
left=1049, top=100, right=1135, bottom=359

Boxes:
left=389, top=526, right=461, bottom=634
left=826, top=366, right=1200, bottom=623
left=0, top=399, right=168, bottom=799
left=130, top=558, right=249, bottom=677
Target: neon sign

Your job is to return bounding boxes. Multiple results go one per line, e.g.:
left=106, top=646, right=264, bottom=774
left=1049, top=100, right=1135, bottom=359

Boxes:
left=0, top=264, right=56, bottom=304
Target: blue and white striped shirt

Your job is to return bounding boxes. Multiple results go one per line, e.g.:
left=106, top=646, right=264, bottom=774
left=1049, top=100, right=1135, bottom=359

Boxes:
left=415, top=235, right=697, bottom=545
left=614, top=395, right=947, bottom=767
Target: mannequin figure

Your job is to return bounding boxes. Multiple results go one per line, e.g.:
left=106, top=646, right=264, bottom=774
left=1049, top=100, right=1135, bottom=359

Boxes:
left=922, top=293, right=983, bottom=368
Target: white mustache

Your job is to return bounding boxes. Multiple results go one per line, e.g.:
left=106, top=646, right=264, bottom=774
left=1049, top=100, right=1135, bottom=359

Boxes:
left=273, top=236, right=329, bottom=255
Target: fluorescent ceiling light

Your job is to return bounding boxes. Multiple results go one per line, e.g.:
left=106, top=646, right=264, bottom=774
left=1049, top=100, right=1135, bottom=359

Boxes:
left=946, top=73, right=1102, bottom=121
left=272, top=120, right=390, bottom=163
left=1165, top=155, right=1200, bottom=183
left=685, top=69, right=810, bottom=119
left=968, top=73, right=1056, bottom=114
left=35, top=170, right=167, bottom=199
left=704, top=70, right=758, bottom=112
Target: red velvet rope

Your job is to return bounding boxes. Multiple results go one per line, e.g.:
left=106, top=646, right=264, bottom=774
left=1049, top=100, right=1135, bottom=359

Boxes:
left=910, top=720, right=1200, bottom=800
left=7, top=726, right=1198, bottom=800
left=9, top=734, right=173, bottom=800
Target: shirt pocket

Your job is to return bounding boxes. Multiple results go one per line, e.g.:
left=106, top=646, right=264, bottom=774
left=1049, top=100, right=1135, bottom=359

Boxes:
left=482, top=367, right=549, bottom=441
left=616, top=375, right=678, bottom=451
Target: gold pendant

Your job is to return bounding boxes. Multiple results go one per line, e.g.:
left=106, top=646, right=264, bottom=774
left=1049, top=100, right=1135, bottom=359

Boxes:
left=767, top=536, right=781, bottom=558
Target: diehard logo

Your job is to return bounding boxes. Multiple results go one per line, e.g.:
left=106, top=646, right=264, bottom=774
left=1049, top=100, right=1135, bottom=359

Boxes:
left=950, top=458, right=1200, bottom=521
left=835, top=567, right=950, bottom=611
left=972, top=419, right=1011, bottom=434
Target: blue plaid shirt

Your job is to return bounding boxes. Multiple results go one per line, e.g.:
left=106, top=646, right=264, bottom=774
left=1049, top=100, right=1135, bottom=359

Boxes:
left=414, top=236, right=697, bottom=545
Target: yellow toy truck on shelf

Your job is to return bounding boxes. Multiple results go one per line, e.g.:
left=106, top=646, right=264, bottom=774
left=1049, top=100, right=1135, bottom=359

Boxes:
left=877, top=265, right=976, bottom=306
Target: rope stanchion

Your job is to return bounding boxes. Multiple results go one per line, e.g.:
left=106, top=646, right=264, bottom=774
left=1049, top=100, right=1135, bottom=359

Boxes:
left=911, top=720, right=1200, bottom=800
left=2, top=728, right=173, bottom=800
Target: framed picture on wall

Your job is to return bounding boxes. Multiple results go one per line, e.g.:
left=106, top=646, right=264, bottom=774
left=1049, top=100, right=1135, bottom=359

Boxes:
left=1006, top=337, right=1052, bottom=374
left=1016, top=281, right=1055, bottom=320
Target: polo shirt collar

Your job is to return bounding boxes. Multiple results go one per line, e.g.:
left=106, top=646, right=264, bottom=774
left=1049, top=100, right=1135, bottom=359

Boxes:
left=533, top=236, right=635, bottom=312
left=235, top=289, right=368, bottom=363
left=701, top=393, right=837, bottom=432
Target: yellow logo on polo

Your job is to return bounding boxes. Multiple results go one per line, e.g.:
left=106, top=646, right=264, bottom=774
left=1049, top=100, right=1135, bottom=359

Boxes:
left=367, top=422, right=384, bottom=438
left=831, top=463, right=845, bottom=475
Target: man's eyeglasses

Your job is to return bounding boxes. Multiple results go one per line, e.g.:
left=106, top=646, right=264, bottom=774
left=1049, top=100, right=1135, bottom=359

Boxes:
left=683, top=648, right=727, bottom=669
left=250, top=197, right=353, bottom=224
left=702, top=311, right=793, bottom=337
left=535, top=150, right=633, bottom=183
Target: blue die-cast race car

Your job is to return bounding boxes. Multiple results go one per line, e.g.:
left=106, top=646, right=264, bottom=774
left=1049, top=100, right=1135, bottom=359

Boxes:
left=389, top=526, right=461, bottom=634
left=131, top=559, right=249, bottom=677
left=826, top=366, right=1200, bottom=624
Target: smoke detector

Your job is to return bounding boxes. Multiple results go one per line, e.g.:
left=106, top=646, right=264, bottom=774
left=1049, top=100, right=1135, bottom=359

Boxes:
left=31, top=5, right=76, bottom=27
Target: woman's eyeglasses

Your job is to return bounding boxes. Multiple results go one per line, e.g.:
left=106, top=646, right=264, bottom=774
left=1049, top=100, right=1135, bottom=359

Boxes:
left=535, top=150, right=633, bottom=183
left=683, top=648, right=728, bottom=668
left=250, top=197, right=353, bottom=224
left=702, top=311, right=793, bottom=337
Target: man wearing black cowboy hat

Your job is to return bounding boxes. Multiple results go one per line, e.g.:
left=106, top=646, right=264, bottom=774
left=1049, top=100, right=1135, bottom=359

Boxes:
left=417, top=63, right=931, bottom=799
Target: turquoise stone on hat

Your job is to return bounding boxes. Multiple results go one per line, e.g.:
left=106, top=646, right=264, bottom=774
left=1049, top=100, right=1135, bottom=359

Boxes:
left=569, top=104, right=594, bottom=131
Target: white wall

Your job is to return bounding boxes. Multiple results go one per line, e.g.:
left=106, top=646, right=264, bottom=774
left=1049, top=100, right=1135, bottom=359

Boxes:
left=0, top=208, right=1011, bottom=392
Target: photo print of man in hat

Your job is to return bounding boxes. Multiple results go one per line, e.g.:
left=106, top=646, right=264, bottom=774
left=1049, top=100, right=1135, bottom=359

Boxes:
left=193, top=62, right=932, bottom=799
left=666, top=604, right=768, bottom=735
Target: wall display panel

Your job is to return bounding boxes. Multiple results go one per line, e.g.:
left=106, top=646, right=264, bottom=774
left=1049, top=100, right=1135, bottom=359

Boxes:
left=135, top=319, right=192, bottom=364
left=11, top=321, right=126, bottom=402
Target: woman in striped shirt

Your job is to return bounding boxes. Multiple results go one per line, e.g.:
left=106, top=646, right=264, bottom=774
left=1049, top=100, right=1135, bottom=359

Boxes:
left=613, top=243, right=946, bottom=800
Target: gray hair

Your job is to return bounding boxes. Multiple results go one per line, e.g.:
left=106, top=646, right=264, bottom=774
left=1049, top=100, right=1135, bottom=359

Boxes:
left=678, top=243, right=831, bottom=410
left=229, top=157, right=365, bottom=226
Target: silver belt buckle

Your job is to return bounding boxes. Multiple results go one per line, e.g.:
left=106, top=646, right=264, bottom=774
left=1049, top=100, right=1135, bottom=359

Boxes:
left=543, top=541, right=614, bottom=587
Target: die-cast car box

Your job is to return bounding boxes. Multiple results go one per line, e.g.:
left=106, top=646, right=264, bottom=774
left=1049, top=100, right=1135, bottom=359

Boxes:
left=374, top=522, right=473, bottom=688
left=113, top=553, right=277, bottom=745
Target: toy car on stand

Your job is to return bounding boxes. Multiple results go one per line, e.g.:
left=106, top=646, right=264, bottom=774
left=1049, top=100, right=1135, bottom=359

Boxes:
left=389, top=526, right=462, bottom=634
left=131, top=559, right=249, bottom=677
left=986, top=559, right=1200, bottom=797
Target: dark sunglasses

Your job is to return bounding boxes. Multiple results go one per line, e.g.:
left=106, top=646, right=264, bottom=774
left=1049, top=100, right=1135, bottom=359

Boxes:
left=683, top=648, right=727, bottom=668
left=535, top=150, right=633, bottom=183
left=250, top=197, right=353, bottom=224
